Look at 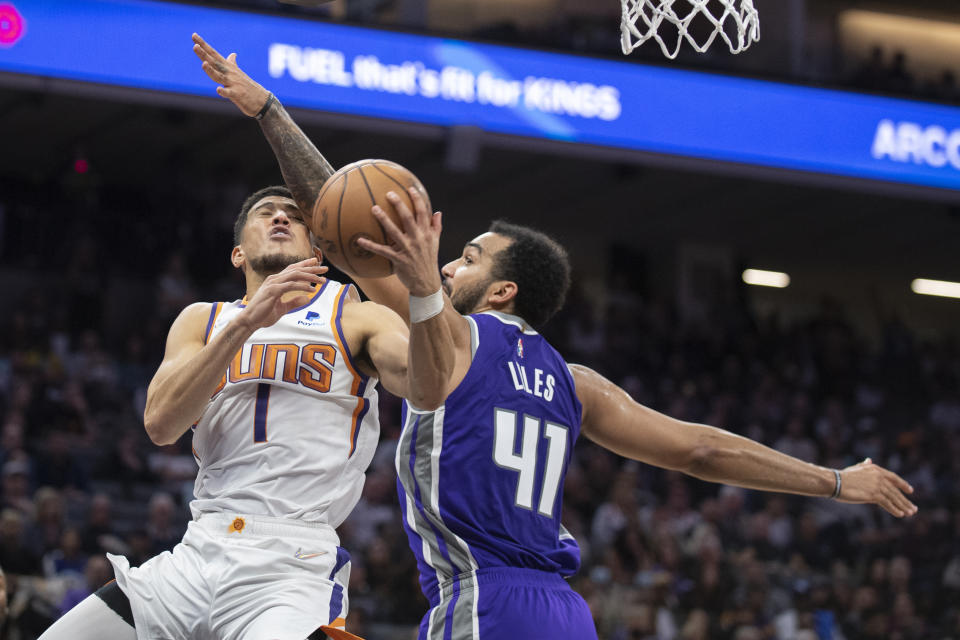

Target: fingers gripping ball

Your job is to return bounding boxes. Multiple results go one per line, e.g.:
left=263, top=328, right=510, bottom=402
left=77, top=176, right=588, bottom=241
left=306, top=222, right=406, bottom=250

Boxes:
left=311, top=160, right=431, bottom=278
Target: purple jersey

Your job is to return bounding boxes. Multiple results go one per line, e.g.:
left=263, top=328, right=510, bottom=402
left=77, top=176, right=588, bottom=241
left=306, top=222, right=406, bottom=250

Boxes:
left=396, top=311, right=583, bottom=615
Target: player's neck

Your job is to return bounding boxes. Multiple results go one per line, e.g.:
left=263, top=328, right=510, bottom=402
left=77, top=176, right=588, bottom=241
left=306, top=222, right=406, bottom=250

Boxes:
left=472, top=302, right=516, bottom=317
left=243, top=272, right=266, bottom=301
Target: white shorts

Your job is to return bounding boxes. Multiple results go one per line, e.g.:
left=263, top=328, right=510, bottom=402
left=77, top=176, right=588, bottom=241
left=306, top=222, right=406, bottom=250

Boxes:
left=107, top=513, right=352, bottom=640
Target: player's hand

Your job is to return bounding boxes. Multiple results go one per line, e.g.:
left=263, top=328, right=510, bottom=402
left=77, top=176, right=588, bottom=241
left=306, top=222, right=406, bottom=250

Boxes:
left=238, top=258, right=327, bottom=330
left=356, top=188, right=444, bottom=298
left=192, top=33, right=272, bottom=118
left=835, top=458, right=918, bottom=518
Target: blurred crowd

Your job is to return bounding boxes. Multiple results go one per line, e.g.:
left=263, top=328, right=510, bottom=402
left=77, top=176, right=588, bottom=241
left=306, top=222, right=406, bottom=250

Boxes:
left=850, top=47, right=960, bottom=104
left=1, top=185, right=960, bottom=640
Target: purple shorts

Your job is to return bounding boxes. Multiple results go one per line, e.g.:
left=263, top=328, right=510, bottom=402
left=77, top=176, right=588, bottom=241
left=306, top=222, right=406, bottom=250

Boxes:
left=418, top=567, right=598, bottom=640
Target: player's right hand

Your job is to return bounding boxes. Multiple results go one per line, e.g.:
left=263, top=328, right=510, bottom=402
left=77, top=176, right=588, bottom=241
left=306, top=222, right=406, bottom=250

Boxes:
left=239, top=258, right=327, bottom=330
left=192, top=33, right=272, bottom=118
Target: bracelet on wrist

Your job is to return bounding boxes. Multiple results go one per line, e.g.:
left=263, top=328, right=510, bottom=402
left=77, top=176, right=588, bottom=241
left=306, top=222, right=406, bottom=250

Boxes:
left=409, top=289, right=444, bottom=323
left=254, top=92, right=276, bottom=121
left=830, top=469, right=842, bottom=499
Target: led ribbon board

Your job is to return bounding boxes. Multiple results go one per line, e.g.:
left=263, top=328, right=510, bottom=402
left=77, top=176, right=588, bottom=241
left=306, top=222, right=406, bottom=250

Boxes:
left=3, top=0, right=960, bottom=191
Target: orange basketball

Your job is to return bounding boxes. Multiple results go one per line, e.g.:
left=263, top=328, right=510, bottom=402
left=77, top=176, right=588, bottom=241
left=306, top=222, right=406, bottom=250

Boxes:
left=310, top=159, right=431, bottom=278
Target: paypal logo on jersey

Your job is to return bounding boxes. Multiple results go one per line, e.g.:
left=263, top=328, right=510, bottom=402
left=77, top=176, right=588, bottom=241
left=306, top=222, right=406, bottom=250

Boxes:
left=298, top=310, right=326, bottom=327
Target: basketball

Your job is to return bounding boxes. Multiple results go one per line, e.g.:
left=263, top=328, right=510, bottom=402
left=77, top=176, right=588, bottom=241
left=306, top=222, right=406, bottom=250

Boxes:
left=310, top=159, right=432, bottom=278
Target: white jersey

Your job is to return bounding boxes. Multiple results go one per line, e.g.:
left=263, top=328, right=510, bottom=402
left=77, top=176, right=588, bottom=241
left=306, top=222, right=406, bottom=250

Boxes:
left=189, top=280, right=379, bottom=528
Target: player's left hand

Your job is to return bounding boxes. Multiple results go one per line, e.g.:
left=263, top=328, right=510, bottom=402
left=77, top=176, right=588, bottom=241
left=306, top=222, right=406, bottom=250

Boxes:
left=191, top=33, right=271, bottom=118
left=835, top=457, right=918, bottom=518
left=356, top=188, right=444, bottom=297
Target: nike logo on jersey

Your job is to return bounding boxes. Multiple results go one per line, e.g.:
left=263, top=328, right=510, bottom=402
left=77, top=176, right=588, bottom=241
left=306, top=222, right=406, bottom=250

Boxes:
left=294, top=548, right=328, bottom=560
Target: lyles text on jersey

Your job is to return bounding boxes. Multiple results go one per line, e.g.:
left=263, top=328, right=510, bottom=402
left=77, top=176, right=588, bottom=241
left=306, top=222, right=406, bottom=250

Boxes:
left=507, top=361, right=556, bottom=402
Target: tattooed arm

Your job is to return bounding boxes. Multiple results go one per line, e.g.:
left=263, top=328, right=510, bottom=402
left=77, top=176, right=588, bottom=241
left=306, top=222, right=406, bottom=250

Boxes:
left=191, top=33, right=413, bottom=319
left=191, top=33, right=335, bottom=218
left=257, top=103, right=336, bottom=213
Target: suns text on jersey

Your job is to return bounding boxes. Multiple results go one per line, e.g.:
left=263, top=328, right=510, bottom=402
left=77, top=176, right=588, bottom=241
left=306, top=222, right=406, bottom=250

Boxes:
left=506, top=361, right=556, bottom=402
left=213, top=343, right=337, bottom=395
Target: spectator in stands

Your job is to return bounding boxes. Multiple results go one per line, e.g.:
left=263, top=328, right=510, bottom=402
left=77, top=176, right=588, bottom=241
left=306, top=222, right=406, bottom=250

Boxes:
left=0, top=508, right=41, bottom=576
left=27, top=488, right=66, bottom=556
left=123, top=529, right=153, bottom=568
left=145, top=491, right=181, bottom=554
left=340, top=467, right=395, bottom=551
left=42, top=528, right=88, bottom=590
left=95, top=430, right=151, bottom=488
left=157, top=252, right=197, bottom=321
left=852, top=46, right=887, bottom=92
left=591, top=468, right=642, bottom=552
left=57, top=556, right=113, bottom=618
left=1, top=455, right=34, bottom=516
left=34, top=431, right=89, bottom=494
left=774, top=416, right=818, bottom=463
left=79, top=493, right=115, bottom=556
left=886, top=51, right=915, bottom=94
left=0, top=416, right=26, bottom=466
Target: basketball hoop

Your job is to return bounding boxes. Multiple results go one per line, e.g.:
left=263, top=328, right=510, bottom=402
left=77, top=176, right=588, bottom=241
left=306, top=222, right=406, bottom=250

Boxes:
left=620, top=0, right=760, bottom=59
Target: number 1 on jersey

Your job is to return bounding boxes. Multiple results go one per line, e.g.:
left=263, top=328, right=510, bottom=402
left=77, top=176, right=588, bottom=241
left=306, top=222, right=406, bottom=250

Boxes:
left=493, top=408, right=568, bottom=518
left=254, top=383, right=270, bottom=443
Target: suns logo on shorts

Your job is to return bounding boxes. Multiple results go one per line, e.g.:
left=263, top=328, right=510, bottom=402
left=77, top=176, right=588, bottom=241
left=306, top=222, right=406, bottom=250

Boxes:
left=229, top=517, right=246, bottom=533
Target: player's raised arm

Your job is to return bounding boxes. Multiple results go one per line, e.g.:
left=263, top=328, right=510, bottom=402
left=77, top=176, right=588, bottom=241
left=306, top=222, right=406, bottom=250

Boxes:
left=144, top=259, right=326, bottom=445
left=191, top=33, right=412, bottom=319
left=569, top=364, right=919, bottom=519
left=191, top=33, right=334, bottom=214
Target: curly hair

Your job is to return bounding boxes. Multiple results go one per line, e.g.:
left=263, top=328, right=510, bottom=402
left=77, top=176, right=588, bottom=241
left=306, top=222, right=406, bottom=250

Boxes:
left=234, top=185, right=294, bottom=245
left=488, top=220, right=571, bottom=329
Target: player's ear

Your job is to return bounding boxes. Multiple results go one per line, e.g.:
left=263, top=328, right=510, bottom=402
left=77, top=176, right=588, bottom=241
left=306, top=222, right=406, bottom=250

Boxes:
left=488, top=280, right=518, bottom=307
left=313, top=245, right=323, bottom=264
left=231, top=245, right=245, bottom=269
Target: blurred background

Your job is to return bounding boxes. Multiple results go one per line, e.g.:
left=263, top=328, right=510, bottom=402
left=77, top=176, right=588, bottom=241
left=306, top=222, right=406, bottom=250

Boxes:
left=2, top=0, right=960, bottom=638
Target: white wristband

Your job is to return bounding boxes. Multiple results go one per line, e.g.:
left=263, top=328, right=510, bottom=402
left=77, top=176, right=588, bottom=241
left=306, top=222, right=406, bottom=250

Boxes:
left=409, top=289, right=444, bottom=323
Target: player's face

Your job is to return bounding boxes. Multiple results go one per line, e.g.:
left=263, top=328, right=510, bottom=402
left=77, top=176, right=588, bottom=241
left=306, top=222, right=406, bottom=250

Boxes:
left=441, top=232, right=512, bottom=315
left=238, top=196, right=315, bottom=276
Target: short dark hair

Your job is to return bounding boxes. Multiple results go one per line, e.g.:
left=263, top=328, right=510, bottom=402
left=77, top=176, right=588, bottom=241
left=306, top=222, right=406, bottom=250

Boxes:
left=488, top=220, right=571, bottom=329
left=234, top=185, right=294, bottom=245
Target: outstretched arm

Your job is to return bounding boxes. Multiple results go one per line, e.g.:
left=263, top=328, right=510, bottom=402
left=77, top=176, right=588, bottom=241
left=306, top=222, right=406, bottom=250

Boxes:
left=192, top=33, right=334, bottom=213
left=191, top=33, right=412, bottom=317
left=571, top=364, right=919, bottom=518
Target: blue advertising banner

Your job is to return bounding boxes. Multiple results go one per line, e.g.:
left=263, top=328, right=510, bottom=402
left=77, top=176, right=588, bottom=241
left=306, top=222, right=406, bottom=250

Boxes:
left=3, top=0, right=960, bottom=191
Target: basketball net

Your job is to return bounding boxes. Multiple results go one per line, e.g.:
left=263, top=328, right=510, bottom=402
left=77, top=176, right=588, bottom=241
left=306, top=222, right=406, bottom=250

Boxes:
left=620, top=0, right=760, bottom=59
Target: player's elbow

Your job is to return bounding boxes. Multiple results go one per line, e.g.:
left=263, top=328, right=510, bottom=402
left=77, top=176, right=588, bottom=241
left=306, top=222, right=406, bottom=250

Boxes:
left=406, top=363, right=454, bottom=411
left=143, top=411, right=177, bottom=446
left=143, top=420, right=168, bottom=446
left=406, top=389, right=447, bottom=412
